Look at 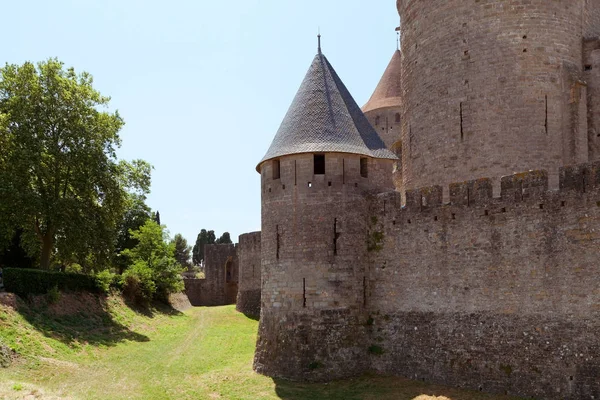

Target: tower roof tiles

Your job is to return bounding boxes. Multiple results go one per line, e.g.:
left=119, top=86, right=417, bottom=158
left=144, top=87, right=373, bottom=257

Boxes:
left=362, top=50, right=402, bottom=113
left=258, top=51, right=397, bottom=170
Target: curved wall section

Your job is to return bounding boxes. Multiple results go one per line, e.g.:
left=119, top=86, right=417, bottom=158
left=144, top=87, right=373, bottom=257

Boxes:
left=254, top=152, right=393, bottom=381
left=398, top=0, right=588, bottom=191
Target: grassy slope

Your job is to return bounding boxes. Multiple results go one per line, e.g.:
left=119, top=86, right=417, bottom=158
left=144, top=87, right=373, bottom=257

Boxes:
left=0, top=295, right=524, bottom=400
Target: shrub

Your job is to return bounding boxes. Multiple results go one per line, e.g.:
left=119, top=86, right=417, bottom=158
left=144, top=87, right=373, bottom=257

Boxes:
left=95, top=270, right=118, bottom=293
left=3, top=268, right=100, bottom=297
left=121, top=220, right=184, bottom=302
left=121, top=261, right=156, bottom=304
left=46, top=285, right=61, bottom=304
left=368, top=345, right=384, bottom=355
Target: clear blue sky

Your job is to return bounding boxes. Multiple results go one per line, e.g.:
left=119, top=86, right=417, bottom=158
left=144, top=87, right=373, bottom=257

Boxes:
left=2, top=0, right=400, bottom=246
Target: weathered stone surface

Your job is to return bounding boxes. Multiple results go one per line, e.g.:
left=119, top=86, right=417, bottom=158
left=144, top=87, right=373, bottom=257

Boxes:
left=236, top=232, right=261, bottom=318
left=184, top=244, right=238, bottom=307
left=397, top=0, right=596, bottom=192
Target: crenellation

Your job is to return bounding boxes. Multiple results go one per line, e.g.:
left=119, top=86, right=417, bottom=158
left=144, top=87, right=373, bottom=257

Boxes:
left=404, top=185, right=443, bottom=211
left=560, top=161, right=600, bottom=192
left=500, top=170, right=548, bottom=202
left=449, top=178, right=493, bottom=206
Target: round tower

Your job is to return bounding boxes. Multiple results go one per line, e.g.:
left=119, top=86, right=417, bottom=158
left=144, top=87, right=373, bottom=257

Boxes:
left=397, top=0, right=595, bottom=192
left=363, top=49, right=403, bottom=191
left=253, top=43, right=397, bottom=381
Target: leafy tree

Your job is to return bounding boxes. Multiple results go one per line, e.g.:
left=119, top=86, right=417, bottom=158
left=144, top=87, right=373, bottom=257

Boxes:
left=0, top=229, right=36, bottom=269
left=121, top=220, right=183, bottom=301
left=171, top=233, right=192, bottom=270
left=216, top=232, right=232, bottom=244
left=0, top=59, right=151, bottom=269
left=192, top=229, right=215, bottom=265
left=113, top=193, right=152, bottom=273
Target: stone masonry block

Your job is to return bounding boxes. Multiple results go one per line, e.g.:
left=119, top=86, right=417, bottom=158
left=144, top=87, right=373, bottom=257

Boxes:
left=449, top=178, right=493, bottom=206
left=560, top=162, right=600, bottom=192
left=405, top=186, right=443, bottom=211
left=501, top=170, right=548, bottom=201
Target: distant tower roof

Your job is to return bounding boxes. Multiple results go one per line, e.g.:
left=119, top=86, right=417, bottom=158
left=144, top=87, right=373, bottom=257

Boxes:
left=362, top=50, right=402, bottom=113
left=258, top=49, right=397, bottom=170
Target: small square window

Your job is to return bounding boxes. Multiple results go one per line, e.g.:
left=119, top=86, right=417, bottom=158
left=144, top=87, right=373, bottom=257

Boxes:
left=360, top=158, right=368, bottom=178
left=314, top=154, right=325, bottom=175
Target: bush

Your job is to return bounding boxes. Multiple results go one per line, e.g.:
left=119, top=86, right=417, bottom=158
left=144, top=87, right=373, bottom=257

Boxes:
left=121, top=261, right=156, bottom=304
left=46, top=285, right=61, bottom=304
left=3, top=268, right=101, bottom=297
left=95, top=270, right=118, bottom=293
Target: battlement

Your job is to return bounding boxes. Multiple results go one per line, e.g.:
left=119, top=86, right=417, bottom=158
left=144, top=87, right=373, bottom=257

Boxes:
left=385, top=162, right=600, bottom=216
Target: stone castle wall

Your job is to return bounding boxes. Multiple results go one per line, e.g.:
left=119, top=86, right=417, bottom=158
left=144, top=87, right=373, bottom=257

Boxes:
left=364, top=162, right=600, bottom=399
left=363, top=107, right=402, bottom=152
left=254, top=152, right=394, bottom=381
left=236, top=231, right=261, bottom=318
left=584, top=38, right=600, bottom=162
left=397, top=0, right=591, bottom=193
left=184, top=244, right=238, bottom=307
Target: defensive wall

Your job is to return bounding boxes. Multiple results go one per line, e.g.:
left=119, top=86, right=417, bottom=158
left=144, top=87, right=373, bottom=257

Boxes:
left=364, top=161, right=600, bottom=399
left=184, top=244, right=238, bottom=307
left=254, top=152, right=394, bottom=380
left=397, top=0, right=600, bottom=193
left=236, top=231, right=261, bottom=318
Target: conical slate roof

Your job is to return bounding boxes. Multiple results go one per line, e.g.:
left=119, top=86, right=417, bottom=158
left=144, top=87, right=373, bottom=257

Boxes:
left=258, top=51, right=397, bottom=170
left=362, top=50, right=402, bottom=113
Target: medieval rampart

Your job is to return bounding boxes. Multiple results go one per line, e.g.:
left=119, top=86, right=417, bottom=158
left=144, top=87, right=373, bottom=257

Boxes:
left=236, top=231, right=261, bottom=318
left=184, top=244, right=238, bottom=307
left=365, top=161, right=600, bottom=399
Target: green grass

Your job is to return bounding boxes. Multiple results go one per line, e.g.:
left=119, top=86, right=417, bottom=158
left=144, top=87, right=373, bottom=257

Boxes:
left=0, top=294, right=524, bottom=400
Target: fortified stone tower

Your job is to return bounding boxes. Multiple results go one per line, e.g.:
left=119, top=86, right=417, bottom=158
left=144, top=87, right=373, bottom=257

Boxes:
left=363, top=49, right=403, bottom=190
left=253, top=39, right=397, bottom=381
left=396, top=0, right=600, bottom=193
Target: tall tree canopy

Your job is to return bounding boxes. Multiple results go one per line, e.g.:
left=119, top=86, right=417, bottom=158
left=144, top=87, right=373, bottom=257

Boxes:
left=215, top=232, right=232, bottom=244
left=171, top=233, right=192, bottom=270
left=113, top=193, right=152, bottom=273
left=192, top=229, right=215, bottom=265
left=121, top=220, right=183, bottom=301
left=0, top=59, right=151, bottom=269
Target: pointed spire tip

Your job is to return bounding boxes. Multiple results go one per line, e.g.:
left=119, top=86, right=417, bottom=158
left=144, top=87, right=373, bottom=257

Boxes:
left=317, top=31, right=322, bottom=54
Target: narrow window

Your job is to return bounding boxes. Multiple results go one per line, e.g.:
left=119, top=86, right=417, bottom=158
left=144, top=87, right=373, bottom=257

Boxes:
left=360, top=158, right=368, bottom=178
left=294, top=160, right=297, bottom=186
left=314, top=154, right=325, bottom=175
left=303, top=278, right=307, bottom=308
left=363, top=276, right=367, bottom=306
left=375, top=116, right=380, bottom=126
left=272, top=159, right=280, bottom=179
left=585, top=65, right=593, bottom=71
left=276, top=225, right=280, bottom=259
left=544, top=95, right=548, bottom=135
left=333, top=218, right=339, bottom=256
left=395, top=113, right=401, bottom=123
left=460, top=102, right=464, bottom=141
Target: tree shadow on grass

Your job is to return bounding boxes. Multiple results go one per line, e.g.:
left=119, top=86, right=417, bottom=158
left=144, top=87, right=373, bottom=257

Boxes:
left=15, top=292, right=181, bottom=348
left=121, top=295, right=183, bottom=319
